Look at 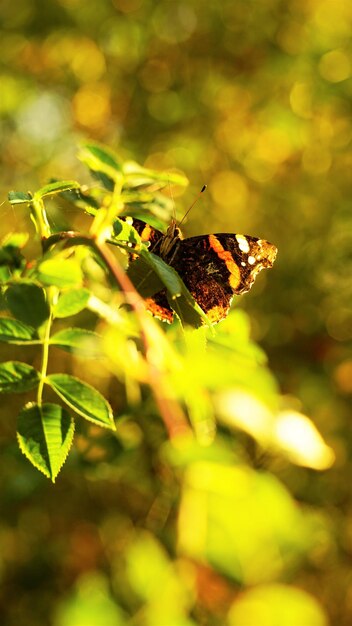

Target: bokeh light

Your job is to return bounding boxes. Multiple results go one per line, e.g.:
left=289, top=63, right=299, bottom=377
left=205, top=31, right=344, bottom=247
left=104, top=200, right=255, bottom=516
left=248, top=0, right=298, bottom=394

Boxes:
left=0, top=0, right=351, bottom=624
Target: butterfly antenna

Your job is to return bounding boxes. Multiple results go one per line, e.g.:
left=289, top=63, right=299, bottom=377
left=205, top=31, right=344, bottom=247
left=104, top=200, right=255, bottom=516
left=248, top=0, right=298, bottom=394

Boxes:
left=178, top=184, right=207, bottom=228
left=167, top=174, right=177, bottom=222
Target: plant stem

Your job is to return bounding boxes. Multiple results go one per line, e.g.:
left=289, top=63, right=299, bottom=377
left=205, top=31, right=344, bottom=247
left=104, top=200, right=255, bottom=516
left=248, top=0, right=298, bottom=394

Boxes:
left=37, top=306, right=53, bottom=407
left=44, top=229, right=192, bottom=440
left=31, top=197, right=51, bottom=240
left=90, top=174, right=124, bottom=242
left=92, top=236, right=192, bottom=440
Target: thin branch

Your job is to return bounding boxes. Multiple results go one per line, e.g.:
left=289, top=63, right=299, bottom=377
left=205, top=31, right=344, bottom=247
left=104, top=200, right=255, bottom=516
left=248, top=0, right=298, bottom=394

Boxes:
left=43, top=230, right=191, bottom=440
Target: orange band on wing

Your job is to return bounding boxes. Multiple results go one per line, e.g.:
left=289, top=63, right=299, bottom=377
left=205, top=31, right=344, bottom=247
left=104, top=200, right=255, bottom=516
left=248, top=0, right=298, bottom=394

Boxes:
left=140, top=223, right=152, bottom=241
left=145, top=298, right=173, bottom=323
left=208, top=235, right=241, bottom=290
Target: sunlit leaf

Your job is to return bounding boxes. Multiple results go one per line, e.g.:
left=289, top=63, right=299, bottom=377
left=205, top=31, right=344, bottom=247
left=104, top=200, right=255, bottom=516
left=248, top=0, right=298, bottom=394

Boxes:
left=120, top=192, right=173, bottom=229
left=112, top=218, right=142, bottom=245
left=34, top=180, right=80, bottom=199
left=78, top=143, right=123, bottom=190
left=53, top=288, right=90, bottom=318
left=8, top=191, right=32, bottom=204
left=0, top=361, right=40, bottom=393
left=80, top=143, right=122, bottom=172
left=17, top=402, right=75, bottom=482
left=0, top=318, right=39, bottom=343
left=58, top=186, right=99, bottom=212
left=37, top=259, right=83, bottom=287
left=122, top=160, right=189, bottom=188
left=50, top=328, right=101, bottom=357
left=46, top=373, right=115, bottom=430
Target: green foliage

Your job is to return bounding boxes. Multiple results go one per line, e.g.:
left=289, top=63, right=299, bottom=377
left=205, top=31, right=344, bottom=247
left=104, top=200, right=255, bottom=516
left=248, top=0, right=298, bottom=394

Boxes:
left=0, top=362, right=40, bottom=393
left=46, top=374, right=115, bottom=430
left=37, top=259, right=83, bottom=288
left=0, top=0, right=352, bottom=626
left=1, top=0, right=350, bottom=621
left=5, top=283, right=49, bottom=327
left=0, top=145, right=334, bottom=625
left=53, top=288, right=91, bottom=318
left=17, top=403, right=75, bottom=482
left=0, top=318, right=39, bottom=343
left=50, top=328, right=101, bottom=356
left=2, top=145, right=203, bottom=478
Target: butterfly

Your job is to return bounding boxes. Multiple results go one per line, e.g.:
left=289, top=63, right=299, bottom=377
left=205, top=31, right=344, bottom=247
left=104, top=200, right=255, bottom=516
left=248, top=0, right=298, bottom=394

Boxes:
left=127, top=217, right=277, bottom=324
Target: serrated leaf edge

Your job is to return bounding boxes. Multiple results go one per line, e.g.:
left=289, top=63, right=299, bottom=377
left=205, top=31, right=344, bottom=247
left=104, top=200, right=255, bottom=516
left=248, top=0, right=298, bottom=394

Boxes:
left=16, top=402, right=75, bottom=482
left=45, top=374, right=116, bottom=431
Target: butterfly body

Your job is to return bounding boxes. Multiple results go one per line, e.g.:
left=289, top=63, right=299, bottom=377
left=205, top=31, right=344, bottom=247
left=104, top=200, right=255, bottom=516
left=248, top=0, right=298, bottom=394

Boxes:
left=130, top=219, right=277, bottom=324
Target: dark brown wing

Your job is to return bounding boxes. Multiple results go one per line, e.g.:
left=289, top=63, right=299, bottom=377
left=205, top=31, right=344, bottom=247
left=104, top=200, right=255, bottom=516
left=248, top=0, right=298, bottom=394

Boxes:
left=145, top=233, right=277, bottom=324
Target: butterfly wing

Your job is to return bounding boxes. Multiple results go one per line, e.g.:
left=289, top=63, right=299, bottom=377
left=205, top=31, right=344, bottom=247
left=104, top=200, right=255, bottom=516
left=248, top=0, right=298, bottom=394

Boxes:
left=127, top=221, right=277, bottom=324
left=142, top=234, right=276, bottom=324
left=158, top=233, right=275, bottom=323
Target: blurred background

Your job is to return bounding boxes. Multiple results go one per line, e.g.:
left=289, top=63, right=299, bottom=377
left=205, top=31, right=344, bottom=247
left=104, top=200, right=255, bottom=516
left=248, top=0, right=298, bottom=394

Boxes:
left=0, top=0, right=351, bottom=624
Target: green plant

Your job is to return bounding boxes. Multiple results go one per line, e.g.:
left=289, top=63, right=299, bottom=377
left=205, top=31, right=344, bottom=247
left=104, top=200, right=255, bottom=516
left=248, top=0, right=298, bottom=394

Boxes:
left=0, top=144, right=336, bottom=624
left=0, top=144, right=334, bottom=485
left=1, top=144, right=190, bottom=478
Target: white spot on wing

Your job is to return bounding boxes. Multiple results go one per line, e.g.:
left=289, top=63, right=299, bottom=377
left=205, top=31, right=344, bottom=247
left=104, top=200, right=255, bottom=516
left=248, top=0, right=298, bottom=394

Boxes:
left=236, top=235, right=250, bottom=253
left=248, top=255, right=256, bottom=265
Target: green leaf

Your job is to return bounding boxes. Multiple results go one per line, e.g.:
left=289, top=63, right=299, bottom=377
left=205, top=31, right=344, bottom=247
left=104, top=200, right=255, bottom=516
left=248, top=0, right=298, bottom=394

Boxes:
left=0, top=318, right=39, bottom=343
left=50, top=328, right=101, bottom=357
left=128, top=250, right=209, bottom=327
left=127, top=254, right=165, bottom=299
left=78, top=143, right=123, bottom=190
left=54, top=288, right=90, bottom=318
left=58, top=186, right=100, bottom=212
left=37, top=259, right=83, bottom=288
left=112, top=218, right=142, bottom=245
left=147, top=252, right=184, bottom=297
left=0, top=361, right=40, bottom=393
left=17, top=402, right=75, bottom=482
left=5, top=283, right=50, bottom=327
left=122, top=161, right=189, bottom=188
left=80, top=143, right=122, bottom=172
left=8, top=191, right=32, bottom=205
left=128, top=251, right=181, bottom=299
left=46, top=373, right=115, bottom=430
left=120, top=192, right=173, bottom=229
left=33, top=180, right=80, bottom=200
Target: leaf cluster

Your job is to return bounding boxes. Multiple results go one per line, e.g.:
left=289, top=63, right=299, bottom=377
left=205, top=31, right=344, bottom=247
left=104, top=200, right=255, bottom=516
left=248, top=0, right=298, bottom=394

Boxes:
left=0, top=145, right=333, bottom=494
